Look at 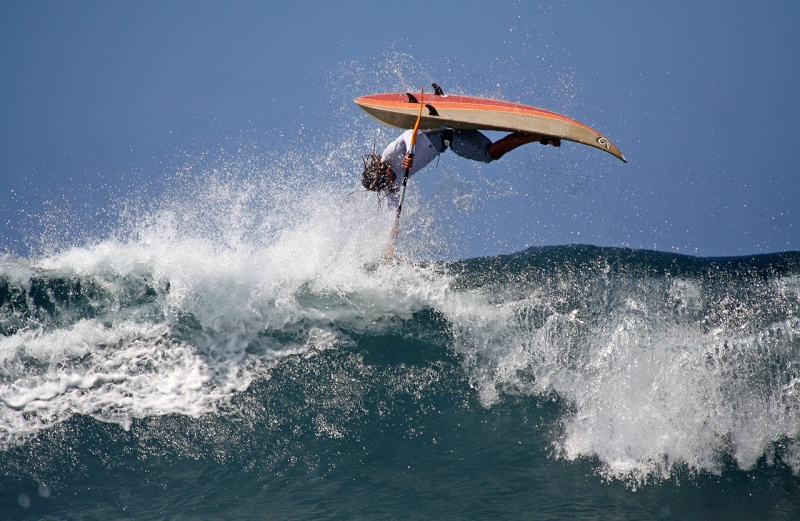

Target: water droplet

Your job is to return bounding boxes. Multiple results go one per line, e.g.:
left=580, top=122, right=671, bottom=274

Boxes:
left=38, top=484, right=51, bottom=498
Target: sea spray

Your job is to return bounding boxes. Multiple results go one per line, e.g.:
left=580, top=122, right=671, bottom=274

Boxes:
left=1, top=143, right=799, bottom=516
left=1, top=158, right=452, bottom=448
left=446, top=246, right=800, bottom=484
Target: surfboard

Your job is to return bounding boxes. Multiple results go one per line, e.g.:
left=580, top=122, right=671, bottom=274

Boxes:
left=355, top=90, right=626, bottom=163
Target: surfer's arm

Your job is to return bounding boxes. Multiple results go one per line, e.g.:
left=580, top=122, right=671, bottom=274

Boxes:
left=382, top=129, right=436, bottom=177
left=382, top=130, right=417, bottom=173
left=381, top=133, right=409, bottom=167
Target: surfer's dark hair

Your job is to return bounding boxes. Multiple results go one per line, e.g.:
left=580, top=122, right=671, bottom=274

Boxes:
left=361, top=153, right=395, bottom=193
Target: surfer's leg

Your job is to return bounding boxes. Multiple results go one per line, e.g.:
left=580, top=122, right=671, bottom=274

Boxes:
left=449, top=130, right=494, bottom=163
left=487, top=133, right=560, bottom=160
left=422, top=129, right=449, bottom=153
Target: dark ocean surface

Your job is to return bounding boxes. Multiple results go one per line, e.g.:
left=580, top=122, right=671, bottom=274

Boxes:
left=2, top=238, right=799, bottom=519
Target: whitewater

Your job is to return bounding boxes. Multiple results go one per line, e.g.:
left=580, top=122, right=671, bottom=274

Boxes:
left=2, top=142, right=800, bottom=518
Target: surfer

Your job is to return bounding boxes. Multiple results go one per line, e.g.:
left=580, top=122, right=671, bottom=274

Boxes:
left=361, top=128, right=560, bottom=206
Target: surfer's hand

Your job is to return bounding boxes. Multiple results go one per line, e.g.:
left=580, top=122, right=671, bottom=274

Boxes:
left=402, top=154, right=414, bottom=170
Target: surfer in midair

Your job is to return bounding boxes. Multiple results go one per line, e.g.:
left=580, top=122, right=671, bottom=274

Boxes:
left=361, top=128, right=560, bottom=206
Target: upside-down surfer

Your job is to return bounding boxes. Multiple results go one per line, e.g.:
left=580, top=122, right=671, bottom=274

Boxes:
left=355, top=83, right=626, bottom=259
left=361, top=128, right=561, bottom=207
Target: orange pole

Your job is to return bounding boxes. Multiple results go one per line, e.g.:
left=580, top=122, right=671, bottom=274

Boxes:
left=384, top=87, right=424, bottom=260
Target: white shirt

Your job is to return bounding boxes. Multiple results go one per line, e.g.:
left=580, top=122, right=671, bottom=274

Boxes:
left=380, top=130, right=441, bottom=185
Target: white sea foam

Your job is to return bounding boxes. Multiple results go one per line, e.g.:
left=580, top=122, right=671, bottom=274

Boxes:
left=0, top=158, right=456, bottom=447
left=2, top=137, right=799, bottom=485
left=442, top=272, right=800, bottom=484
left=4, top=177, right=799, bottom=485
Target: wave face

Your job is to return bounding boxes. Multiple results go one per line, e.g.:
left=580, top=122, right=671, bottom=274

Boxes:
left=1, top=171, right=800, bottom=518
left=449, top=246, right=800, bottom=480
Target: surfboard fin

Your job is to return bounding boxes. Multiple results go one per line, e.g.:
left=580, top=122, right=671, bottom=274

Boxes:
left=405, top=92, right=418, bottom=103
left=425, top=104, right=439, bottom=116
left=431, top=83, right=445, bottom=96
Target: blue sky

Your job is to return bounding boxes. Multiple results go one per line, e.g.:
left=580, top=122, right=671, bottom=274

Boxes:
left=2, top=1, right=798, bottom=259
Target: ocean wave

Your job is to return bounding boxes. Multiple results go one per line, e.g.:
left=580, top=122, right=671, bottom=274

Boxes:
left=2, top=179, right=799, bottom=485
left=445, top=246, right=800, bottom=483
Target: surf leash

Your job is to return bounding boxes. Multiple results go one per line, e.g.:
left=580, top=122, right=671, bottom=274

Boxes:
left=384, top=87, right=424, bottom=260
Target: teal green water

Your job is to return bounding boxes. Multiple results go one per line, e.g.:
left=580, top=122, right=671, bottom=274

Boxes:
left=2, top=245, right=799, bottom=519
